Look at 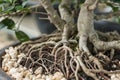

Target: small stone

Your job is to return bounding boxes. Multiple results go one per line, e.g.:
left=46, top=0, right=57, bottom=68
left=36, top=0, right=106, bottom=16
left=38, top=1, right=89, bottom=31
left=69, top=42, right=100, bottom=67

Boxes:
left=12, top=72, right=23, bottom=79
left=111, top=74, right=120, bottom=80
left=6, top=47, right=17, bottom=59
left=36, top=74, right=42, bottom=79
left=52, top=72, right=64, bottom=80
left=34, top=67, right=42, bottom=75
left=46, top=75, right=53, bottom=80
left=112, top=64, right=117, bottom=68
left=42, top=75, right=46, bottom=79
left=3, top=67, right=8, bottom=72
left=23, top=77, right=30, bottom=80
left=61, top=78, right=67, bottom=80
left=9, top=68, right=18, bottom=74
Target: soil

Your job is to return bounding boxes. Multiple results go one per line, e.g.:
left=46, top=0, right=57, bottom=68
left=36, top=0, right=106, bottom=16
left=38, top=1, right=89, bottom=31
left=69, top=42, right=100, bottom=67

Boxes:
left=1, top=31, right=120, bottom=80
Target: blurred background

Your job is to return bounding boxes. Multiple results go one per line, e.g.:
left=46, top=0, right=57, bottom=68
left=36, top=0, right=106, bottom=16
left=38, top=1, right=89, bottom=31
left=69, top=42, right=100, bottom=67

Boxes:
left=0, top=0, right=41, bottom=49
left=0, top=15, right=41, bottom=49
left=0, top=0, right=120, bottom=49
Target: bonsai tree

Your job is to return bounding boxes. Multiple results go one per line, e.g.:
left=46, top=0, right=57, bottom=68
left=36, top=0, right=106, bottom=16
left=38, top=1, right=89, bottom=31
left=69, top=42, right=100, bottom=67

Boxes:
left=1, top=0, right=120, bottom=80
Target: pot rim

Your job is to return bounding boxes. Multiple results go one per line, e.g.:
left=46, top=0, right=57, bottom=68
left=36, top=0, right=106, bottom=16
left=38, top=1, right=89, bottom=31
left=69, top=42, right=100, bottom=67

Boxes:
left=0, top=36, right=44, bottom=80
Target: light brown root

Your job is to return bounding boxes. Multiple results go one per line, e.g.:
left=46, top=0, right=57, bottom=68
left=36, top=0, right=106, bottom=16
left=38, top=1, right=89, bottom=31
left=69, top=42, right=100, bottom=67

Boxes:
left=18, top=36, right=80, bottom=79
left=16, top=34, right=120, bottom=80
left=76, top=55, right=99, bottom=80
left=97, top=31, right=120, bottom=41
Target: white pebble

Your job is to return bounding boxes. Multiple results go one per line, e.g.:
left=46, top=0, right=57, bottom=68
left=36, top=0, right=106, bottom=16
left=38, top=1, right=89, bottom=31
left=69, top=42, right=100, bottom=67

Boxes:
left=2, top=47, right=67, bottom=80
left=5, top=47, right=17, bottom=59
left=111, top=74, right=120, bottom=80
left=9, top=68, right=18, bottom=74
left=46, top=75, right=53, bottom=80
left=23, top=77, right=30, bottom=80
left=34, top=67, right=42, bottom=75
left=52, top=72, right=64, bottom=80
left=61, top=78, right=66, bottom=80
left=12, top=72, right=23, bottom=79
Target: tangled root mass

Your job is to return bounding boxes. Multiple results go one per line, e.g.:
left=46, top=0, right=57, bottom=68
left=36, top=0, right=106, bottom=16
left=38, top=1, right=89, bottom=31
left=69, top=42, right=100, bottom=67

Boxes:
left=17, top=33, right=120, bottom=80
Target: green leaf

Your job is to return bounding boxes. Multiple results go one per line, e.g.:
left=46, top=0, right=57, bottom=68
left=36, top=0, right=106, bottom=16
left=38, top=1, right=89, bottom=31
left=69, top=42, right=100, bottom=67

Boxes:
left=1, top=18, right=15, bottom=29
left=112, top=7, right=119, bottom=12
left=51, top=0, right=62, bottom=4
left=8, top=0, right=13, bottom=3
left=3, top=6, right=15, bottom=13
left=112, top=0, right=120, bottom=2
left=15, top=5, right=23, bottom=10
left=0, top=1, right=4, bottom=3
left=0, top=7, right=2, bottom=12
left=22, top=1, right=28, bottom=7
left=15, top=30, right=29, bottom=42
left=0, top=22, right=6, bottom=29
left=80, top=0, right=85, bottom=3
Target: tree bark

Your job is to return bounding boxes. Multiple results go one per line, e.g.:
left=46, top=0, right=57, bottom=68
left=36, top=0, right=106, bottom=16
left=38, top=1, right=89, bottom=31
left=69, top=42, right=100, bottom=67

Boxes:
left=77, top=0, right=98, bottom=53
left=39, top=0, right=65, bottom=31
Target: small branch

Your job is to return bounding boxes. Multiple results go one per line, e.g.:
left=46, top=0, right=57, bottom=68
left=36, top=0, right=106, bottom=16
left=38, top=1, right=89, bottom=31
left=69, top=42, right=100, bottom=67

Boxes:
left=0, top=11, right=25, bottom=17
left=88, top=0, right=98, bottom=10
left=0, top=3, right=42, bottom=17
left=39, top=17, right=49, bottom=20
left=16, top=13, right=27, bottom=31
left=59, top=0, right=74, bottom=24
left=90, top=69, right=120, bottom=74
left=59, top=0, right=75, bottom=41
left=77, top=56, right=99, bottom=80
left=91, top=38, right=120, bottom=50
left=33, top=12, right=48, bottom=15
left=39, top=0, right=65, bottom=31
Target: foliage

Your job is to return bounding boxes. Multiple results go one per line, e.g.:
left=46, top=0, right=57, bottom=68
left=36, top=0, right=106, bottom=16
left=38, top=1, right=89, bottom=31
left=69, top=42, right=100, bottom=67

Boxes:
left=1, top=0, right=120, bottom=80
left=0, top=0, right=30, bottom=42
left=15, top=30, right=29, bottom=42
left=0, top=18, right=15, bottom=29
left=0, top=0, right=120, bottom=41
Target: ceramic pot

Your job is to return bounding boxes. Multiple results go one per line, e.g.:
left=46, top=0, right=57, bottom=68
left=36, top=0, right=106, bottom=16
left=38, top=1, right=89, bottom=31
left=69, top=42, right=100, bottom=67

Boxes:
left=0, top=37, right=44, bottom=80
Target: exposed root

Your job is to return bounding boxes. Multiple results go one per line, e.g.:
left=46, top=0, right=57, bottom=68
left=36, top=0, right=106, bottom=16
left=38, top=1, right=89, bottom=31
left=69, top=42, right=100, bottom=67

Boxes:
left=97, top=31, right=120, bottom=41
left=51, top=40, right=68, bottom=55
left=15, top=0, right=120, bottom=80
left=77, top=55, right=99, bottom=80
left=1, top=0, right=120, bottom=80
left=16, top=33, right=120, bottom=80
left=18, top=36, right=79, bottom=79
left=75, top=0, right=120, bottom=79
